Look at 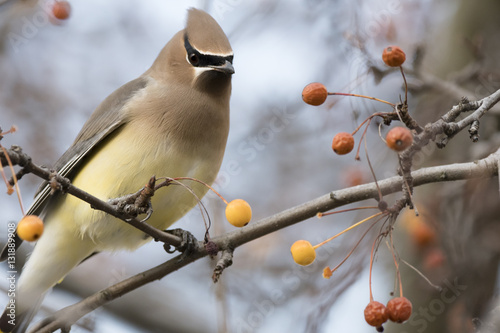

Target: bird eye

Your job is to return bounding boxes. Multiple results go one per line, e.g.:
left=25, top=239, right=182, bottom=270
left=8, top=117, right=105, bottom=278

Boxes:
left=189, top=53, right=199, bottom=66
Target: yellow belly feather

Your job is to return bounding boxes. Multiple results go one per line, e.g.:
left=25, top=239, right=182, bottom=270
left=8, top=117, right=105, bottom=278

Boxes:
left=52, top=124, right=217, bottom=251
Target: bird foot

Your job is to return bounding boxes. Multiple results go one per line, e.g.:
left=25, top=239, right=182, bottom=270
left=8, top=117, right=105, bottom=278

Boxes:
left=107, top=176, right=156, bottom=220
left=163, top=228, right=197, bottom=260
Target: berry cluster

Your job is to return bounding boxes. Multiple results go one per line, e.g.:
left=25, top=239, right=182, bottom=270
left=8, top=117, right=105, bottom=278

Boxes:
left=365, top=297, right=412, bottom=331
left=302, top=46, right=414, bottom=158
left=295, top=46, right=419, bottom=330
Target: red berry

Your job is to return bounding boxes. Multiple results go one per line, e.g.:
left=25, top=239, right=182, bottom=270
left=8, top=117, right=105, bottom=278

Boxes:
left=364, top=301, right=389, bottom=328
left=423, top=248, right=445, bottom=270
left=302, top=83, right=328, bottom=106
left=342, top=167, right=365, bottom=187
left=331, top=132, right=355, bottom=155
left=52, top=1, right=71, bottom=20
left=386, top=127, right=413, bottom=152
left=387, top=297, right=412, bottom=323
left=382, top=46, right=406, bottom=67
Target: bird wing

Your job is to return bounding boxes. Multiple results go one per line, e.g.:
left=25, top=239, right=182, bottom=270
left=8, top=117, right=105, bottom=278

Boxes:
left=0, top=76, right=149, bottom=261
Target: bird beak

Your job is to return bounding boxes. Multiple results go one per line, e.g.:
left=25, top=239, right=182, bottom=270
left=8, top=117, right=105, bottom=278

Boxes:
left=211, top=60, right=235, bottom=75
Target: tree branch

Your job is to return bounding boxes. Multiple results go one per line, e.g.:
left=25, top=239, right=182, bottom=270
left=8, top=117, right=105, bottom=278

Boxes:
left=0, top=146, right=182, bottom=248
left=2, top=84, right=499, bottom=333
left=441, top=88, right=500, bottom=139
left=28, top=148, right=500, bottom=333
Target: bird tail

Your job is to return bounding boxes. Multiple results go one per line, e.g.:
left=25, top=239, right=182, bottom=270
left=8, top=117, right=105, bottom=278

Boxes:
left=0, top=219, right=96, bottom=333
left=0, top=293, right=44, bottom=333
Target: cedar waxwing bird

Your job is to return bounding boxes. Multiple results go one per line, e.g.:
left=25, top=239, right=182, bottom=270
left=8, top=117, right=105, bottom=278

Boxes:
left=0, top=8, right=233, bottom=333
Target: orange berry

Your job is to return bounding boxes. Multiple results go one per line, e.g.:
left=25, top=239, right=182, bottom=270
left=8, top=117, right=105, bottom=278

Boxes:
left=387, top=297, right=412, bottom=323
left=331, top=132, right=355, bottom=155
left=290, top=240, right=316, bottom=266
left=17, top=215, right=44, bottom=242
left=386, top=127, right=413, bottom=152
left=412, top=221, right=436, bottom=248
left=401, top=208, right=436, bottom=249
left=52, top=1, right=71, bottom=20
left=342, top=168, right=365, bottom=187
left=364, top=301, right=389, bottom=328
left=382, top=46, right=406, bottom=67
left=225, top=199, right=252, bottom=227
left=423, top=248, right=445, bottom=270
left=302, top=83, right=328, bottom=106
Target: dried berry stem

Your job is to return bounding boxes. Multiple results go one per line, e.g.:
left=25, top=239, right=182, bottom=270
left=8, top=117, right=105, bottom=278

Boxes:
left=0, top=126, right=17, bottom=137
left=157, top=177, right=212, bottom=234
left=355, top=117, right=373, bottom=160
left=167, top=176, right=229, bottom=205
left=328, top=92, right=395, bottom=107
left=313, top=212, right=384, bottom=250
left=401, top=259, right=442, bottom=291
left=368, top=234, right=378, bottom=302
left=400, top=66, right=408, bottom=104
left=0, top=159, right=10, bottom=191
left=328, top=216, right=382, bottom=275
left=0, top=145, right=24, bottom=214
left=364, top=135, right=383, bottom=203
left=389, top=230, right=403, bottom=297
left=351, top=112, right=392, bottom=136
left=351, top=114, right=373, bottom=137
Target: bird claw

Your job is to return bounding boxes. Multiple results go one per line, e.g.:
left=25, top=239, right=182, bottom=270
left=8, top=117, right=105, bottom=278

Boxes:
left=163, top=228, right=197, bottom=260
left=139, top=202, right=153, bottom=222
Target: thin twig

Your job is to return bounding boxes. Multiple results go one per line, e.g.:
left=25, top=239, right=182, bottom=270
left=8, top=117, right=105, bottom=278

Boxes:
left=0, top=145, right=24, bottom=214
left=328, top=215, right=383, bottom=275
left=401, top=259, right=442, bottom=291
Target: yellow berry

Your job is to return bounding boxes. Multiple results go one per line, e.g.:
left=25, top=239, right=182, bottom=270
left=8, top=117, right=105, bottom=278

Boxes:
left=225, top=199, right=252, bottom=227
left=302, top=82, right=328, bottom=106
left=17, top=215, right=44, bottom=242
left=290, top=240, right=316, bottom=266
